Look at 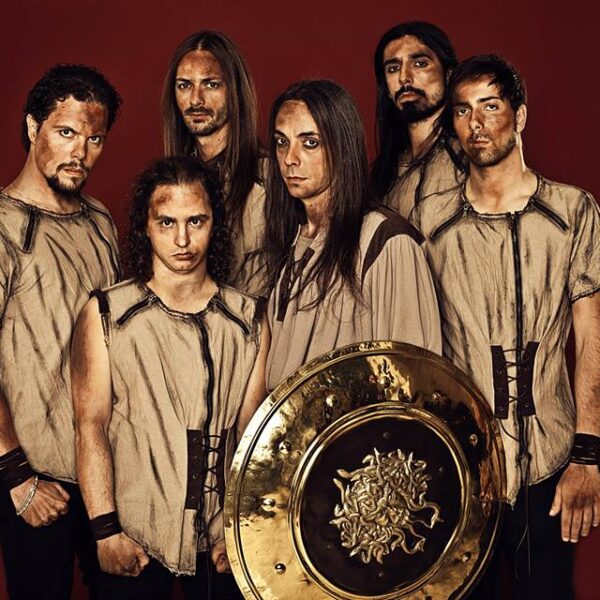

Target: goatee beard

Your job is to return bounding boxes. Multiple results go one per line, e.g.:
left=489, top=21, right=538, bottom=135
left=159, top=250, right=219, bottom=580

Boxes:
left=45, top=175, right=84, bottom=198
left=399, top=96, right=445, bottom=124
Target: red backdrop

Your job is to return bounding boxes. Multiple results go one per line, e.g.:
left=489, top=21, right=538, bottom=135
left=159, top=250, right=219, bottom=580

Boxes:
left=1, top=0, right=598, bottom=598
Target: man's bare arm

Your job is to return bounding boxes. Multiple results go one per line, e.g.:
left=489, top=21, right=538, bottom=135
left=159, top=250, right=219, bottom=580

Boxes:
left=72, top=298, right=149, bottom=576
left=235, top=315, right=270, bottom=442
left=0, top=357, right=70, bottom=527
left=550, top=292, right=600, bottom=542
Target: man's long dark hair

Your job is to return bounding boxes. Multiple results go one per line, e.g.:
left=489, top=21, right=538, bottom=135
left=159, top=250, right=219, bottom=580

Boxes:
left=264, top=80, right=375, bottom=303
left=371, top=22, right=457, bottom=198
left=161, top=30, right=260, bottom=226
left=125, top=156, right=231, bottom=284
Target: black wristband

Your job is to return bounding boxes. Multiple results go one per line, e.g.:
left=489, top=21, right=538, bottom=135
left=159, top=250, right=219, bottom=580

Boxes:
left=90, top=511, right=123, bottom=541
left=570, top=433, right=600, bottom=466
left=0, top=447, right=36, bottom=490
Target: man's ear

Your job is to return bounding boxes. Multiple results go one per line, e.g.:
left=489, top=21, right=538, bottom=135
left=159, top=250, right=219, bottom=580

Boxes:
left=515, top=104, right=527, bottom=134
left=26, top=114, right=39, bottom=146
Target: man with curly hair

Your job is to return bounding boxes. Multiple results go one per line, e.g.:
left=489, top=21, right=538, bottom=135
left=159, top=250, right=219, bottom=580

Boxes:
left=71, top=157, right=268, bottom=599
left=0, top=64, right=121, bottom=598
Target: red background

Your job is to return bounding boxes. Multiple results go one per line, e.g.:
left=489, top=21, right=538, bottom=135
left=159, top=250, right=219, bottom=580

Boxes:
left=1, top=0, right=598, bottom=598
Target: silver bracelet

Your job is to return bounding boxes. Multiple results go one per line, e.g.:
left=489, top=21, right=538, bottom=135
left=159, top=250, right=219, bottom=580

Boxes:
left=15, top=475, right=39, bottom=516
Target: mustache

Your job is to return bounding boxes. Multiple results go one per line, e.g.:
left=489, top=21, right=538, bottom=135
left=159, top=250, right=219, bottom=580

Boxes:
left=394, top=85, right=426, bottom=103
left=58, top=161, right=89, bottom=174
left=468, top=134, right=492, bottom=144
left=184, top=107, right=214, bottom=117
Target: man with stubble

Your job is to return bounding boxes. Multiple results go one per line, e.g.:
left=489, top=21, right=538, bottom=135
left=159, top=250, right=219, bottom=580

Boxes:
left=0, top=64, right=121, bottom=599
left=372, top=22, right=466, bottom=219
left=162, top=31, right=267, bottom=297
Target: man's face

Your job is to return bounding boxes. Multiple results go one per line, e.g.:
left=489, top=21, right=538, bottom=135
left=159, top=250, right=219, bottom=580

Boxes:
left=175, top=49, right=228, bottom=138
left=29, top=96, right=108, bottom=196
left=452, top=75, right=523, bottom=167
left=274, top=100, right=330, bottom=205
left=383, top=34, right=445, bottom=123
left=147, top=182, right=213, bottom=277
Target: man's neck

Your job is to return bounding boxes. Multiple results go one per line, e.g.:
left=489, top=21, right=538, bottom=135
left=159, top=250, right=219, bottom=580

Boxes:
left=147, top=265, right=217, bottom=314
left=405, top=106, right=443, bottom=161
left=194, top=125, right=229, bottom=163
left=466, top=146, right=538, bottom=214
left=301, top=192, right=330, bottom=238
left=3, top=158, right=80, bottom=214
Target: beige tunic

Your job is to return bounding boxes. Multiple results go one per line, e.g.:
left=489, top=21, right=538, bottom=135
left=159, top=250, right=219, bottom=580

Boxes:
left=97, top=281, right=260, bottom=574
left=228, top=180, right=267, bottom=297
left=384, top=136, right=465, bottom=219
left=0, top=191, right=119, bottom=482
left=411, top=175, right=600, bottom=502
left=267, top=208, right=442, bottom=391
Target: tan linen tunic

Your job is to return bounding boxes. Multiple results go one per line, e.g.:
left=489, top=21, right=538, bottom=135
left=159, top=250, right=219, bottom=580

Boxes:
left=266, top=207, right=442, bottom=391
left=97, top=281, right=260, bottom=575
left=384, top=136, right=465, bottom=219
left=0, top=191, right=119, bottom=482
left=228, top=180, right=267, bottom=297
left=411, top=175, right=600, bottom=502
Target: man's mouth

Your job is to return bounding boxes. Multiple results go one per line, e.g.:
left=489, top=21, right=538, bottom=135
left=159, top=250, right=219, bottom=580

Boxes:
left=395, top=86, right=425, bottom=102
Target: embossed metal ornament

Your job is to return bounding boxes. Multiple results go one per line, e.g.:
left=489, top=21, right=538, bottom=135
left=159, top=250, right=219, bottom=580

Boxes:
left=331, top=447, right=442, bottom=564
left=225, top=342, right=505, bottom=599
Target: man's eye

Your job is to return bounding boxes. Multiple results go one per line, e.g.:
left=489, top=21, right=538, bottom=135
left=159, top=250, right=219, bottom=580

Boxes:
left=189, top=217, right=204, bottom=226
left=455, top=108, right=469, bottom=117
left=304, top=139, right=319, bottom=149
left=60, top=129, right=75, bottom=138
left=89, top=135, right=104, bottom=145
left=274, top=137, right=288, bottom=148
left=415, top=60, right=428, bottom=68
left=206, top=81, right=220, bottom=89
left=484, top=104, right=499, bottom=111
left=176, top=82, right=190, bottom=90
left=160, top=218, right=174, bottom=227
left=386, top=65, right=400, bottom=74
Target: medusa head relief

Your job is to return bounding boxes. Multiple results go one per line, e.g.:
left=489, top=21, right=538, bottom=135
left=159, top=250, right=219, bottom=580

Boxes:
left=330, top=448, right=442, bottom=565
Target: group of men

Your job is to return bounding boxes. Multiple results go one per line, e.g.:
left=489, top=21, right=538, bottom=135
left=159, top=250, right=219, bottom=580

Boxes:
left=0, top=21, right=598, bottom=600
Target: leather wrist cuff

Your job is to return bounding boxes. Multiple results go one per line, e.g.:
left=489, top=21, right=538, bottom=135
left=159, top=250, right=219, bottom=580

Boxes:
left=90, top=511, right=123, bottom=541
left=0, top=447, right=36, bottom=490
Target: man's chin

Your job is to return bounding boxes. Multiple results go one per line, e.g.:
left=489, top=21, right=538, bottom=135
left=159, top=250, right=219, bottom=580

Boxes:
left=46, top=175, right=85, bottom=197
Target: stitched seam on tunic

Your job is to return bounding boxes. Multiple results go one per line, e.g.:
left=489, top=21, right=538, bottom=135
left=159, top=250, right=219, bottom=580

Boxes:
left=116, top=296, right=154, bottom=326
left=530, top=198, right=568, bottom=231
left=21, top=207, right=39, bottom=253
left=212, top=297, right=250, bottom=336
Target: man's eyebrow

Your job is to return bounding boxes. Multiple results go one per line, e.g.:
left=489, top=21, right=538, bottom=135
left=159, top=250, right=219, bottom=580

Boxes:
left=383, top=58, right=400, bottom=67
left=409, top=51, right=434, bottom=60
left=298, top=131, right=320, bottom=137
left=477, top=95, right=502, bottom=103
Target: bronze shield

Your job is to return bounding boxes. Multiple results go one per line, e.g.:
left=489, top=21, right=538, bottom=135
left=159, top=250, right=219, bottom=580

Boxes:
left=225, top=341, right=505, bottom=599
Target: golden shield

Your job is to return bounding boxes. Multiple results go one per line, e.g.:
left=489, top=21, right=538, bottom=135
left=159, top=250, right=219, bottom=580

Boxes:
left=225, top=342, right=505, bottom=599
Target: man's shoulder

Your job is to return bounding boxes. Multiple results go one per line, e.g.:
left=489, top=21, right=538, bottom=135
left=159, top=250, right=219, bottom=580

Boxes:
left=363, top=206, right=424, bottom=245
left=534, top=174, right=597, bottom=227
left=411, top=186, right=464, bottom=238
left=81, top=194, right=115, bottom=221
left=99, top=279, right=147, bottom=318
left=218, top=285, right=264, bottom=324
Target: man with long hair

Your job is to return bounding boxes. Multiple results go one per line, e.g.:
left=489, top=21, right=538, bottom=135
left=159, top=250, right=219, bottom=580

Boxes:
left=162, top=31, right=267, bottom=296
left=263, top=79, right=441, bottom=391
left=72, top=156, right=268, bottom=599
left=0, top=64, right=121, bottom=598
left=411, top=55, right=600, bottom=599
left=371, top=22, right=465, bottom=218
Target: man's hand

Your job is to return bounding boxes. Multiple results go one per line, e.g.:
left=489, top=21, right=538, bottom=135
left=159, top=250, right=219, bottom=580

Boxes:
left=550, top=463, right=600, bottom=542
left=10, top=477, right=70, bottom=527
left=211, top=539, right=231, bottom=574
left=97, top=532, right=149, bottom=577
